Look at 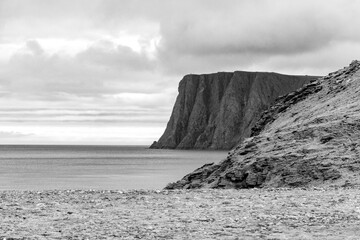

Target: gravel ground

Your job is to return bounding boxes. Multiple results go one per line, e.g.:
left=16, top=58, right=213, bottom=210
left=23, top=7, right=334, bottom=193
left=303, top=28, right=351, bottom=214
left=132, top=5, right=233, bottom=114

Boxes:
left=1, top=188, right=360, bottom=239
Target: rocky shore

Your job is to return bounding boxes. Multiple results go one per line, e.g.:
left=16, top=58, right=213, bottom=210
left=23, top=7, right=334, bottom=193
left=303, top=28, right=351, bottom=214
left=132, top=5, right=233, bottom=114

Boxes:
left=1, top=188, right=360, bottom=239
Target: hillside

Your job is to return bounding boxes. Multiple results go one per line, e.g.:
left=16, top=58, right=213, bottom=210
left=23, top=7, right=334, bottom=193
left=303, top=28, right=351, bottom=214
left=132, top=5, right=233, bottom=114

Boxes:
left=166, top=61, right=360, bottom=189
left=151, top=72, right=317, bottom=150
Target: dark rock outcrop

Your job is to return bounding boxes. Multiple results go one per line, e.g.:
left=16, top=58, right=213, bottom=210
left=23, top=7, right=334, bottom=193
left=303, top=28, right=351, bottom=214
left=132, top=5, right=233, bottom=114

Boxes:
left=166, top=60, right=360, bottom=189
left=151, top=71, right=317, bottom=150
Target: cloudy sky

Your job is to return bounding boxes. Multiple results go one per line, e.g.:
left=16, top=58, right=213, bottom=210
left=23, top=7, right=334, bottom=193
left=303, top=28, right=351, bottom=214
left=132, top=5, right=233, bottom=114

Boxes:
left=0, top=0, right=359, bottom=145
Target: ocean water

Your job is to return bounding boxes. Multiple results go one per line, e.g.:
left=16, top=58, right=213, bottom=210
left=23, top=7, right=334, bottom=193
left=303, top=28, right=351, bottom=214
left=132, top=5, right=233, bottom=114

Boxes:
left=0, top=145, right=227, bottom=190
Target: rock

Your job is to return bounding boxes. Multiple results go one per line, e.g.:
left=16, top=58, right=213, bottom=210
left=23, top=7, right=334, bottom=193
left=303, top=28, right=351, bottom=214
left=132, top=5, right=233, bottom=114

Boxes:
left=165, top=60, right=360, bottom=189
left=151, top=71, right=318, bottom=150
left=320, top=135, right=334, bottom=144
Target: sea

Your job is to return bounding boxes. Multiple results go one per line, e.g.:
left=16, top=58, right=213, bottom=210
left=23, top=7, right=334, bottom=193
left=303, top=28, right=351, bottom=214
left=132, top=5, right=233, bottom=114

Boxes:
left=0, top=145, right=227, bottom=190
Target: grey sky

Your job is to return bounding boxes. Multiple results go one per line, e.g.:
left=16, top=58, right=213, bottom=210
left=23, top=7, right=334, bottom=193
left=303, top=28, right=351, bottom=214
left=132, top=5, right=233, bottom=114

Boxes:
left=0, top=0, right=359, bottom=144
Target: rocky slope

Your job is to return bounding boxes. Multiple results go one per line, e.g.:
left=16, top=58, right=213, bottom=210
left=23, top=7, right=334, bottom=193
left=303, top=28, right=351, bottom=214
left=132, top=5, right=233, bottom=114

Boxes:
left=151, top=72, right=317, bottom=150
left=166, top=61, right=360, bottom=189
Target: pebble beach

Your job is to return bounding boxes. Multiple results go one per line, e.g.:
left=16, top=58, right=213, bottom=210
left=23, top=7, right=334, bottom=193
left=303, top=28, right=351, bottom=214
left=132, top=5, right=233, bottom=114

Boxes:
left=1, top=187, right=360, bottom=239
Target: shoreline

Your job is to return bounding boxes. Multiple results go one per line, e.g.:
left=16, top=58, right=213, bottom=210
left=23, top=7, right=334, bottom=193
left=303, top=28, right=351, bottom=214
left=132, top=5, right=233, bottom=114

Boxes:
left=1, top=188, right=360, bottom=239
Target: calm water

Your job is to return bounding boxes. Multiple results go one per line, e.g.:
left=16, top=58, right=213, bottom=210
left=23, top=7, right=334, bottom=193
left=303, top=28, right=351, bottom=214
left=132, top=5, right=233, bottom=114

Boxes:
left=0, top=145, right=227, bottom=190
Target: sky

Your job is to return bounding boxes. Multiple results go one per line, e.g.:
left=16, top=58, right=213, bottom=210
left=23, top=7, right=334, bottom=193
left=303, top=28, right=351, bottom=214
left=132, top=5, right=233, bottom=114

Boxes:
left=0, top=0, right=360, bottom=145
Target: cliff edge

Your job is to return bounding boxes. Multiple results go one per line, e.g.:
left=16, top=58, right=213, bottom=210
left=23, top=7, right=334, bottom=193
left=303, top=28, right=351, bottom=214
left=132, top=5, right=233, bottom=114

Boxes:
left=165, top=61, right=360, bottom=189
left=151, top=71, right=317, bottom=150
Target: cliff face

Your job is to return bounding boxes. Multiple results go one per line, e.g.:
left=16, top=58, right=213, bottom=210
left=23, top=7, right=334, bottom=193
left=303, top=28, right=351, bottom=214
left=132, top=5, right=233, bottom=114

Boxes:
left=166, top=61, right=360, bottom=189
left=151, top=71, right=317, bottom=150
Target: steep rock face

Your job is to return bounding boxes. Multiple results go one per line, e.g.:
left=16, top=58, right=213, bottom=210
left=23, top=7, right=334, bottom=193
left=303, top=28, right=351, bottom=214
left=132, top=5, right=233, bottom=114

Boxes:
left=151, top=71, right=317, bottom=150
left=166, top=61, right=360, bottom=189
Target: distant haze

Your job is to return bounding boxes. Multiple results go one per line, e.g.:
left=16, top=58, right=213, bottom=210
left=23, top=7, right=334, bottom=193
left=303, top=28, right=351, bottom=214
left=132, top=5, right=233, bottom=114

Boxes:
left=0, top=0, right=359, bottom=144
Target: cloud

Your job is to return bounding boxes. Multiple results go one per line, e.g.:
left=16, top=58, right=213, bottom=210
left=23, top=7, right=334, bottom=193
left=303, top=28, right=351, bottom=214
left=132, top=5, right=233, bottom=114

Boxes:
left=76, top=40, right=154, bottom=70
left=156, top=0, right=360, bottom=74
left=0, top=0, right=160, bottom=41
left=0, top=39, right=162, bottom=99
left=25, top=40, right=44, bottom=55
left=0, top=0, right=360, bottom=144
left=2, top=0, right=360, bottom=76
left=0, top=107, right=171, bottom=125
left=0, top=124, right=165, bottom=145
left=0, top=131, right=33, bottom=138
left=160, top=1, right=328, bottom=55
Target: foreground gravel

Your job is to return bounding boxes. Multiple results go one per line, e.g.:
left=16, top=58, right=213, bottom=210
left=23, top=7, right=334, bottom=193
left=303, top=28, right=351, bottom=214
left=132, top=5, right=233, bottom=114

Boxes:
left=1, top=188, right=360, bottom=239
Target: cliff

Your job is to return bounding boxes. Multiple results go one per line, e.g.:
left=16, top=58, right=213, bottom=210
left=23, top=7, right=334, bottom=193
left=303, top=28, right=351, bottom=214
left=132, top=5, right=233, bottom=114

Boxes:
left=151, top=71, right=318, bottom=150
left=165, top=61, right=360, bottom=189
